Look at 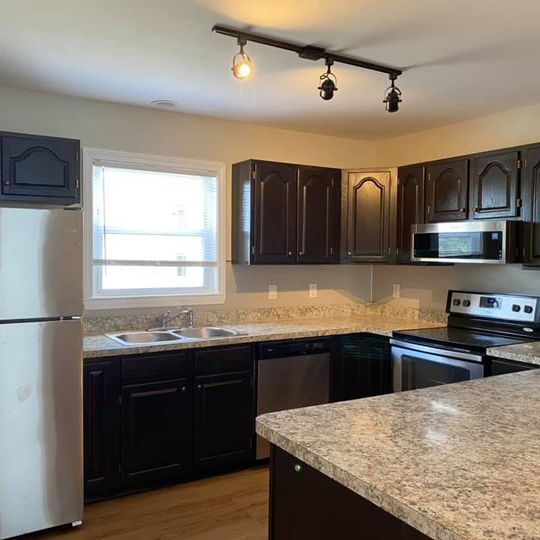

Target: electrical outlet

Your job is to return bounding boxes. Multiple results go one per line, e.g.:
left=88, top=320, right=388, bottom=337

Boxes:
left=268, top=285, right=277, bottom=300
left=309, top=283, right=318, bottom=298
left=392, top=284, right=400, bottom=298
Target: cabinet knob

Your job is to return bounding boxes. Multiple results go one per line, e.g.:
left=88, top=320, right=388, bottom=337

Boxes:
left=472, top=207, right=478, bottom=212
left=347, top=251, right=352, bottom=256
left=298, top=251, right=304, bottom=256
left=4, top=179, right=10, bottom=186
left=197, top=384, right=202, bottom=390
left=459, top=208, right=465, bottom=213
left=288, top=251, right=293, bottom=256
left=180, top=386, right=187, bottom=393
left=294, top=463, right=302, bottom=473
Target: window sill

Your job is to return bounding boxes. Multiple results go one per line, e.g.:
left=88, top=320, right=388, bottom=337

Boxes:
left=84, top=293, right=226, bottom=311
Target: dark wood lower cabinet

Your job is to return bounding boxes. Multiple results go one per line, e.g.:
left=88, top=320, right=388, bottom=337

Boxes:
left=194, top=371, right=254, bottom=470
left=487, top=357, right=539, bottom=376
left=84, top=345, right=255, bottom=500
left=337, top=334, right=392, bottom=400
left=121, top=379, right=193, bottom=484
left=83, top=359, right=121, bottom=496
left=270, top=446, right=429, bottom=540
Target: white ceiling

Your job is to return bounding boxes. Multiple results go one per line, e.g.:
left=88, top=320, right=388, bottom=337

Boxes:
left=1, top=0, right=540, bottom=139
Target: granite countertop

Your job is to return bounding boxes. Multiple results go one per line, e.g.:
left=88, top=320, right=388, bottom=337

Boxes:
left=84, top=315, right=445, bottom=358
left=488, top=341, right=540, bottom=366
left=256, top=370, right=540, bottom=540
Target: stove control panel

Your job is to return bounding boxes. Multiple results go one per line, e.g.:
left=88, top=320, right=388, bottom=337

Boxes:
left=448, top=291, right=539, bottom=323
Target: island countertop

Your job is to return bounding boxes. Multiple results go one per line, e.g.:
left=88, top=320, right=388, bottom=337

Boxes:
left=256, top=370, right=540, bottom=540
left=83, top=315, right=445, bottom=358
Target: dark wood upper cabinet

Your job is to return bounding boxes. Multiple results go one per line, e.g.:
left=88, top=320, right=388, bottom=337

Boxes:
left=232, top=160, right=341, bottom=264
left=396, top=165, right=425, bottom=263
left=252, top=161, right=297, bottom=264
left=121, top=379, right=193, bottom=484
left=194, top=371, right=254, bottom=470
left=425, top=158, right=468, bottom=222
left=84, top=360, right=121, bottom=498
left=346, top=171, right=391, bottom=263
left=297, top=166, right=340, bottom=264
left=0, top=132, right=80, bottom=204
left=522, top=145, right=540, bottom=264
left=470, top=150, right=520, bottom=219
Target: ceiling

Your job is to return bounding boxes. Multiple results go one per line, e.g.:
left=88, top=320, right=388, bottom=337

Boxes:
left=1, top=0, right=540, bottom=139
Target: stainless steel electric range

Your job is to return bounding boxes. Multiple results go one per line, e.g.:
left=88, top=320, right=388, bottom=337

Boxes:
left=391, top=290, right=540, bottom=392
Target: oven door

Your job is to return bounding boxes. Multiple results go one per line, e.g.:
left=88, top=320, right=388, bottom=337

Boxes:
left=390, top=340, right=484, bottom=392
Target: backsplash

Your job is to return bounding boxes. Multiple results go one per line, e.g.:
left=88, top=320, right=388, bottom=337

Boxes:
left=83, top=301, right=447, bottom=335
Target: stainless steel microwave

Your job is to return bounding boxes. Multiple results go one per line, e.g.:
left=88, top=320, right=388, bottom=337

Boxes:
left=411, top=221, right=518, bottom=264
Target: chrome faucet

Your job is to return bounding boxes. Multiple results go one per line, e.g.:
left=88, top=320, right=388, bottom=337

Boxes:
left=160, top=307, right=194, bottom=329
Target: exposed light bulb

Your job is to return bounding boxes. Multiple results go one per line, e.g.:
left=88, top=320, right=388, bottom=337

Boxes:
left=232, top=57, right=252, bottom=79
left=231, top=38, right=252, bottom=80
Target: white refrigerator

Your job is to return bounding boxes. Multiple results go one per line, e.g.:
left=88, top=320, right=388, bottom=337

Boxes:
left=0, top=207, right=83, bottom=539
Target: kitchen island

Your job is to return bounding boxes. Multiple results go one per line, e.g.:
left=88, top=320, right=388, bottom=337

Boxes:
left=256, top=370, right=540, bottom=540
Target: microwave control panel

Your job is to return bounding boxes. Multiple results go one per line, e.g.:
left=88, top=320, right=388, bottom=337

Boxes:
left=448, top=291, right=539, bottom=323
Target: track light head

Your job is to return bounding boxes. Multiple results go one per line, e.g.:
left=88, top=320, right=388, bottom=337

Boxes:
left=231, top=37, right=252, bottom=80
left=318, top=58, right=338, bottom=101
left=383, top=74, right=402, bottom=113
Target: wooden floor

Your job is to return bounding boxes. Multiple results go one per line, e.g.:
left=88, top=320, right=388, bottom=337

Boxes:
left=28, top=467, right=269, bottom=540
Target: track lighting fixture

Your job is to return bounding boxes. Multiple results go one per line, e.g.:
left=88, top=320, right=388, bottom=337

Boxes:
left=383, top=74, right=402, bottom=113
left=213, top=25, right=404, bottom=111
left=231, top=37, right=252, bottom=80
left=318, top=58, right=338, bottom=101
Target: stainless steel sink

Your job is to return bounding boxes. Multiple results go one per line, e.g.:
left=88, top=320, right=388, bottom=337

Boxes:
left=106, top=331, right=184, bottom=345
left=173, top=327, right=242, bottom=339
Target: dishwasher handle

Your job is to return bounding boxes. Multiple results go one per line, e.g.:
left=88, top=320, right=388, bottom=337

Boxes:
left=259, top=339, right=332, bottom=359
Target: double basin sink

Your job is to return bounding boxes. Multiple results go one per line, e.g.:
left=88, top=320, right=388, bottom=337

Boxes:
left=106, top=326, right=244, bottom=346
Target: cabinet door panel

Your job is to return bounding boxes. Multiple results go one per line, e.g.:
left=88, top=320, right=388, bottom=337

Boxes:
left=195, top=371, right=254, bottom=470
left=253, top=161, right=297, bottom=264
left=470, top=151, right=519, bottom=219
left=84, top=360, right=121, bottom=497
left=426, top=159, right=468, bottom=222
left=346, top=171, right=390, bottom=262
left=523, top=145, right=540, bottom=264
left=1, top=134, right=80, bottom=203
left=297, top=167, right=340, bottom=264
left=121, top=379, right=193, bottom=484
left=396, top=165, right=425, bottom=263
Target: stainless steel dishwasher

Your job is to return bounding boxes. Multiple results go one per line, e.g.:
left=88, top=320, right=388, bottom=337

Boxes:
left=256, top=339, right=332, bottom=460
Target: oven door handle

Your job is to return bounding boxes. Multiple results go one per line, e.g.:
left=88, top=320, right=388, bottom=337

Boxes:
left=389, top=339, right=483, bottom=363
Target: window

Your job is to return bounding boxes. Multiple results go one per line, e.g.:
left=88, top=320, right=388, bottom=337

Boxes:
left=83, top=149, right=225, bottom=309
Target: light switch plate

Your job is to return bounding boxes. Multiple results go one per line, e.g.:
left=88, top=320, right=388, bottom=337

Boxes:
left=309, top=283, right=318, bottom=298
left=268, top=285, right=277, bottom=299
left=393, top=284, right=400, bottom=298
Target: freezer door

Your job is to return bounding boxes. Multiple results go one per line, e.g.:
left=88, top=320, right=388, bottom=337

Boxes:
left=0, top=320, right=83, bottom=539
left=0, top=208, right=82, bottom=320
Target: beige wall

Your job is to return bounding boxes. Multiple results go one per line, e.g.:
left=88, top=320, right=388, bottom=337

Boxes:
left=373, top=102, right=540, bottom=167
left=372, top=103, right=540, bottom=311
left=0, top=86, right=375, bottom=312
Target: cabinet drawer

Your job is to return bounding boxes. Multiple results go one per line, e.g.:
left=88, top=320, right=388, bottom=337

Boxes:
left=121, top=351, right=191, bottom=382
left=194, top=345, right=253, bottom=376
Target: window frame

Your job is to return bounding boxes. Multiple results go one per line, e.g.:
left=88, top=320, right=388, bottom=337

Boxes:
left=83, top=147, right=226, bottom=310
